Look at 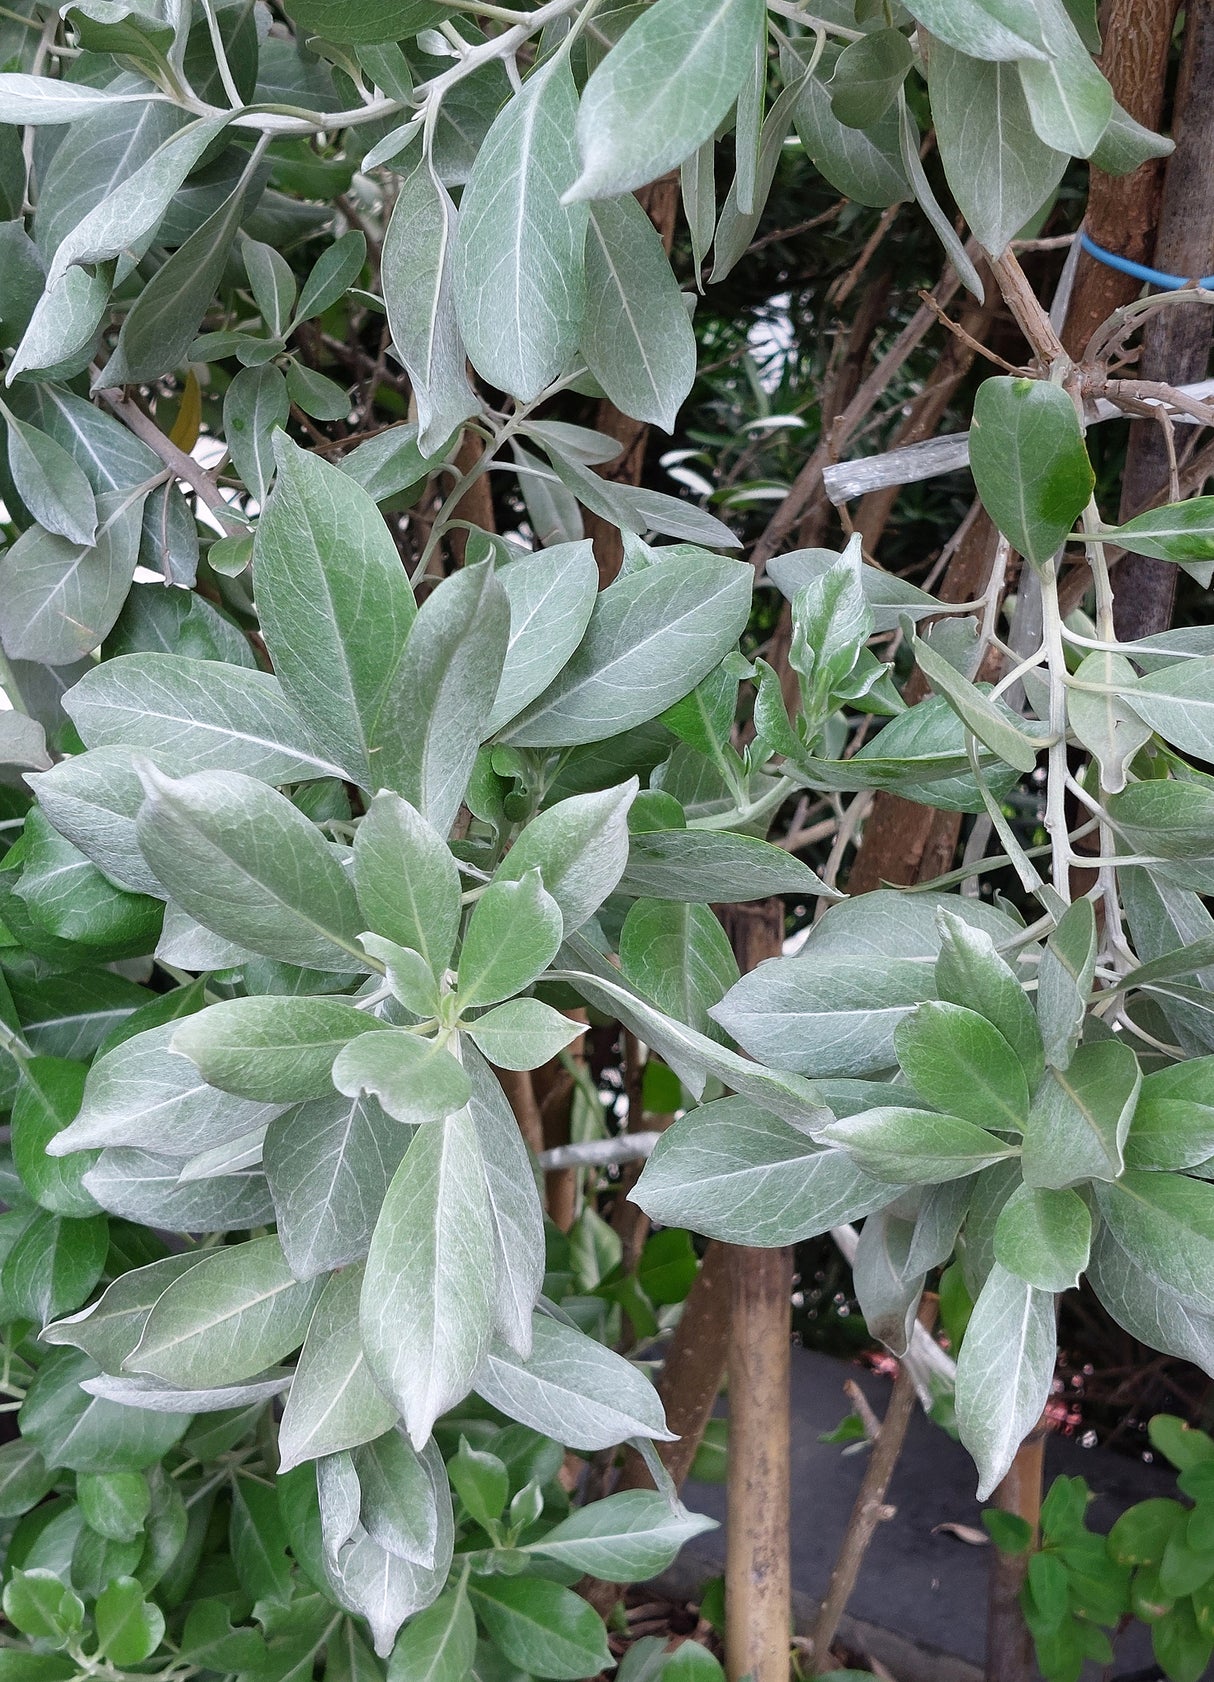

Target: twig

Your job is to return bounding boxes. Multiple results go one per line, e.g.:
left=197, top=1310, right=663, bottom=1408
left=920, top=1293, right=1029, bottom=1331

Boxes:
left=536, top=1133, right=661, bottom=1171
left=806, top=1297, right=939, bottom=1670
left=96, top=385, right=245, bottom=536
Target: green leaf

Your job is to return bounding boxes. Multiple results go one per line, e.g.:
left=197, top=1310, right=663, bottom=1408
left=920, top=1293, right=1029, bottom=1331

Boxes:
left=994, top=1184, right=1091, bottom=1291
left=134, top=765, right=368, bottom=972
left=0, top=488, right=144, bottom=665
left=1102, top=496, right=1214, bottom=567
left=2, top=1209, right=108, bottom=1325
left=42, top=1249, right=205, bottom=1370
left=570, top=0, right=765, bottom=200
left=898, top=96, right=984, bottom=298
left=2, top=1570, right=83, bottom=1646
left=711, top=949, right=935, bottom=1078
left=77, top=1470, right=150, bottom=1542
left=64, top=653, right=350, bottom=782
left=224, top=364, right=288, bottom=509
left=525, top=1491, right=714, bottom=1578
left=1015, top=0, right=1113, bottom=157
left=492, top=781, right=636, bottom=933
left=469, top=1576, right=610, bottom=1679
left=286, top=359, right=350, bottom=422
left=278, top=1266, right=398, bottom=1471
left=266, top=1091, right=408, bottom=1281
left=95, top=1577, right=164, bottom=1666
left=353, top=791, right=461, bottom=974
left=1124, top=657, right=1214, bottom=765
left=457, top=870, right=563, bottom=1009
left=82, top=1148, right=274, bottom=1232
left=619, top=828, right=834, bottom=903
left=377, top=559, right=510, bottom=834
left=955, top=1262, right=1056, bottom=1499
left=903, top=0, right=1048, bottom=59
left=126, top=1235, right=322, bottom=1388
left=501, top=551, right=751, bottom=747
left=296, top=229, right=367, bottom=322
left=1092, top=97, right=1174, bottom=174
left=8, top=265, right=110, bottom=384
left=20, top=1347, right=190, bottom=1472
left=387, top=1582, right=475, bottom=1682
left=465, top=998, right=583, bottom=1070
left=488, top=542, right=599, bottom=734
left=829, top=28, right=912, bottom=128
left=895, top=1001, right=1029, bottom=1130
left=1127, top=1057, right=1214, bottom=1171
left=1036, top=897, right=1097, bottom=1070
left=447, top=1439, right=508, bottom=1531
left=0, top=1439, right=54, bottom=1520
left=929, top=42, right=1067, bottom=255
left=43, top=114, right=228, bottom=285
left=968, top=377, right=1093, bottom=568
left=461, top=1043, right=544, bottom=1353
left=782, top=38, right=909, bottom=209
left=1088, top=1218, right=1214, bottom=1373
left=633, top=1097, right=892, bottom=1244
left=1095, top=1172, right=1214, bottom=1312
left=453, top=57, right=586, bottom=404
left=910, top=627, right=1041, bottom=773
left=15, top=808, right=161, bottom=953
left=562, top=945, right=830, bottom=1127
left=619, top=899, right=738, bottom=1041
left=11, top=1058, right=99, bottom=1217
left=1022, top=1039, right=1141, bottom=1188
left=382, top=159, right=479, bottom=454
left=354, top=1428, right=445, bottom=1566
left=819, top=1106, right=1015, bottom=1184
left=332, top=1031, right=470, bottom=1127
left=935, top=911, right=1043, bottom=1090
left=98, top=180, right=247, bottom=386
left=172, top=997, right=380, bottom=1104
left=1067, top=650, right=1151, bottom=793
left=279, top=0, right=442, bottom=45
left=255, top=434, right=417, bottom=788
left=580, top=193, right=695, bottom=431
left=1108, top=1497, right=1186, bottom=1567
left=361, top=1109, right=494, bottom=1446
left=0, top=76, right=162, bottom=126
left=107, top=580, right=254, bottom=667
left=48, top=1020, right=280, bottom=1157
left=4, top=409, right=97, bottom=545
left=475, top=1312, right=672, bottom=1451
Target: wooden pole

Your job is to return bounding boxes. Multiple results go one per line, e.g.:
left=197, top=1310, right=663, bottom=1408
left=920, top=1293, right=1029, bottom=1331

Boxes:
left=717, top=900, right=792, bottom=1682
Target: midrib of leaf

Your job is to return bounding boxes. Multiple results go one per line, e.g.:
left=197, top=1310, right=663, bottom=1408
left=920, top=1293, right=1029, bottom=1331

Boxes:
left=587, top=208, right=661, bottom=409
left=135, top=1273, right=301, bottom=1364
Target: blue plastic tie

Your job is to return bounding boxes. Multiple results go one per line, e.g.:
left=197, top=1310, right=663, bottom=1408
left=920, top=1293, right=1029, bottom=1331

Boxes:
left=1079, top=229, right=1214, bottom=293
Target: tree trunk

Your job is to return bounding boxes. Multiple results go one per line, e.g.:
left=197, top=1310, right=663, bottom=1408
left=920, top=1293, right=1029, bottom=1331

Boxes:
left=985, top=1428, right=1046, bottom=1682
left=1114, top=0, right=1214, bottom=641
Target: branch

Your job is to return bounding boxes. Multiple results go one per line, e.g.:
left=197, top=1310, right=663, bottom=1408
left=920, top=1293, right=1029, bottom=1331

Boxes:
left=96, top=385, right=245, bottom=536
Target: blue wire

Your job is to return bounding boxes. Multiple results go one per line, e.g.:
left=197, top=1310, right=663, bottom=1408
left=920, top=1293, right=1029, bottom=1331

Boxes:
left=1079, top=229, right=1214, bottom=293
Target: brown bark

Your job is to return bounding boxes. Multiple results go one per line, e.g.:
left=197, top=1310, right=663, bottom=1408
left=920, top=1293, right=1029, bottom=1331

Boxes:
left=1060, top=0, right=1180, bottom=360
left=447, top=428, right=496, bottom=565
left=582, top=176, right=681, bottom=587
left=714, top=900, right=792, bottom=1682
left=1114, top=0, right=1214, bottom=641
left=616, top=1239, right=735, bottom=1494
left=985, top=1428, right=1046, bottom=1682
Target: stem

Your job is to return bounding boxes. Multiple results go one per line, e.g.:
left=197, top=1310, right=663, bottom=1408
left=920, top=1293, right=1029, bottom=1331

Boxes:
left=1038, top=565, right=1072, bottom=901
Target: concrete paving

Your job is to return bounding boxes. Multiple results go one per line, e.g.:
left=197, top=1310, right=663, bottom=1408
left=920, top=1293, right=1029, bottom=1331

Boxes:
left=669, top=1343, right=1181, bottom=1681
